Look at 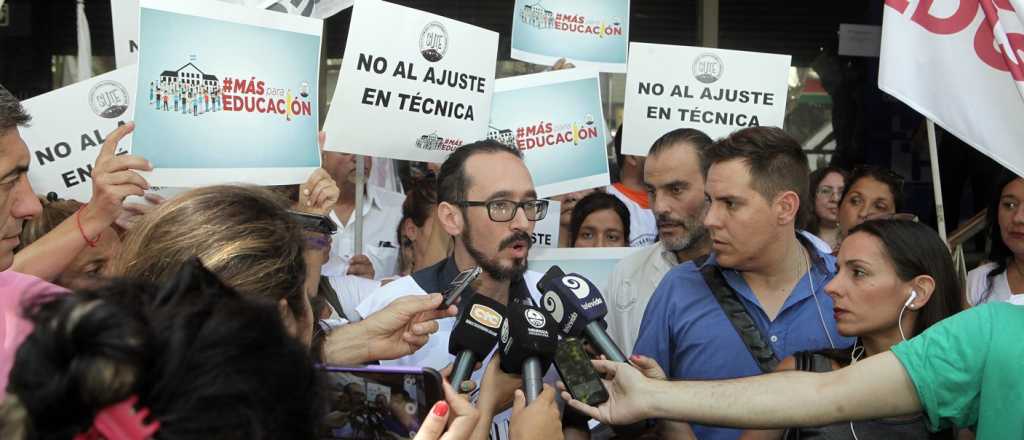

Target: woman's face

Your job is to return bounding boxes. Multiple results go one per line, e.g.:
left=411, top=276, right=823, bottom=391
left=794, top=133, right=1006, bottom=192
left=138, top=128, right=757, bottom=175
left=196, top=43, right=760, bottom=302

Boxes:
left=574, top=208, right=626, bottom=248
left=826, top=232, right=915, bottom=338
left=814, top=172, right=845, bottom=224
left=838, top=176, right=896, bottom=236
left=997, top=178, right=1024, bottom=257
left=62, top=227, right=122, bottom=290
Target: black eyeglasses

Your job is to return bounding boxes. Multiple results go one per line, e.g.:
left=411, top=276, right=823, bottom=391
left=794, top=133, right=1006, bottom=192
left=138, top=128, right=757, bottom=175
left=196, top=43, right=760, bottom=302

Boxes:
left=455, top=199, right=549, bottom=222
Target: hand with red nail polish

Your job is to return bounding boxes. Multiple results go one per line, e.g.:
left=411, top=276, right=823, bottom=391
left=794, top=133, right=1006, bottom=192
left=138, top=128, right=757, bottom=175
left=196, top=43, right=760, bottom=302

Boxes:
left=413, top=381, right=479, bottom=440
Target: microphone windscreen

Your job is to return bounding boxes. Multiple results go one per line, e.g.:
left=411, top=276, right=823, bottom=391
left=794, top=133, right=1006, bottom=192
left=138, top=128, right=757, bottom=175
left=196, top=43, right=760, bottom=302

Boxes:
left=537, top=267, right=609, bottom=336
left=448, top=294, right=506, bottom=359
left=498, top=301, right=557, bottom=374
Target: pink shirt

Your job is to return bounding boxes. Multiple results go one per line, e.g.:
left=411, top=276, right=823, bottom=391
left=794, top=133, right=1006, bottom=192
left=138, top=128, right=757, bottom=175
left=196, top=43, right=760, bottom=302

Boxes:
left=1, top=270, right=67, bottom=398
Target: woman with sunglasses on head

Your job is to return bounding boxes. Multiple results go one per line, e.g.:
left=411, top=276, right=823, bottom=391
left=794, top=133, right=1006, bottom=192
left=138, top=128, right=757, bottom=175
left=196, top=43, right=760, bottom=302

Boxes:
left=807, top=167, right=849, bottom=251
left=836, top=166, right=904, bottom=244
left=738, top=220, right=961, bottom=440
left=966, top=171, right=1024, bottom=306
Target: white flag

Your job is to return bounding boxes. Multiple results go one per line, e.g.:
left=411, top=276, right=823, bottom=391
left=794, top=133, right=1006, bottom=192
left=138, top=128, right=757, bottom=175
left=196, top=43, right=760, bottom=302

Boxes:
left=76, top=0, right=93, bottom=81
left=879, top=0, right=1024, bottom=177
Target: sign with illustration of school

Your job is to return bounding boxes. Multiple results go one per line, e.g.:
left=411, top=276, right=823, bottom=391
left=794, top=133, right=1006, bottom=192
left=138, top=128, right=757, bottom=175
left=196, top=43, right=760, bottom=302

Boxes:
left=622, top=43, right=791, bottom=156
left=511, top=0, right=629, bottom=72
left=489, top=69, right=610, bottom=198
left=323, top=0, right=498, bottom=163
left=131, top=0, right=322, bottom=186
left=20, top=67, right=137, bottom=202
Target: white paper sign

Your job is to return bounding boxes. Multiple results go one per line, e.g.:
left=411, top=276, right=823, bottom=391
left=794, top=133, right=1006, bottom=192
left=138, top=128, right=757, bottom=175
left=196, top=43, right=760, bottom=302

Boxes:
left=323, top=0, right=498, bottom=163
left=622, top=43, right=791, bottom=156
left=531, top=199, right=561, bottom=248
left=20, top=67, right=137, bottom=202
left=110, top=0, right=141, bottom=67
left=527, top=247, right=640, bottom=293
left=838, top=24, right=882, bottom=58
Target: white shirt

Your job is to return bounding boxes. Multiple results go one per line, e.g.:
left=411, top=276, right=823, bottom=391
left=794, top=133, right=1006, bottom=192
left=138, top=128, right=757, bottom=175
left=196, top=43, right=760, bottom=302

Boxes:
left=604, top=242, right=678, bottom=356
left=356, top=270, right=558, bottom=440
left=966, top=262, right=1024, bottom=305
left=322, top=184, right=405, bottom=280
left=605, top=184, right=658, bottom=247
left=326, top=275, right=386, bottom=322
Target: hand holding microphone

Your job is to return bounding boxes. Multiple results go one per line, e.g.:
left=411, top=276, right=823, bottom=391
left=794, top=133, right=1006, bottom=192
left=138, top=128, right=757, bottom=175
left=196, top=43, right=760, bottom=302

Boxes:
left=538, top=266, right=627, bottom=363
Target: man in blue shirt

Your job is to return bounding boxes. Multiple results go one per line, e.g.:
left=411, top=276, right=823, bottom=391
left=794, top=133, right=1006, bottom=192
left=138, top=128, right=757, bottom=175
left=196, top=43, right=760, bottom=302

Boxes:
left=633, top=126, right=853, bottom=440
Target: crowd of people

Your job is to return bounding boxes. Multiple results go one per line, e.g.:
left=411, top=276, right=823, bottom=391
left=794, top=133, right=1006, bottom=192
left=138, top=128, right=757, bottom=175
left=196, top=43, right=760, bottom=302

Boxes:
left=1, top=67, right=1022, bottom=440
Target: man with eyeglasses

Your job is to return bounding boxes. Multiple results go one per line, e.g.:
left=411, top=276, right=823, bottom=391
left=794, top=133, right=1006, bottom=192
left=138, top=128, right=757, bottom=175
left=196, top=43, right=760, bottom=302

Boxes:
left=357, top=139, right=554, bottom=440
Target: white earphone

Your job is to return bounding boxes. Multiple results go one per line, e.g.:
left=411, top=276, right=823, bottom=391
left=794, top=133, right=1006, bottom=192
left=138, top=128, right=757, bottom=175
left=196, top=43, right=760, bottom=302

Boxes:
left=904, top=289, right=919, bottom=309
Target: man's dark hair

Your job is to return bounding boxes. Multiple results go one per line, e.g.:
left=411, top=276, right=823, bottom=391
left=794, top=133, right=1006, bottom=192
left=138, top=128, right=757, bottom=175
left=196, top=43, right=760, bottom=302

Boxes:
left=612, top=124, right=624, bottom=176
left=569, top=192, right=631, bottom=247
left=647, top=128, right=714, bottom=178
left=0, top=84, right=31, bottom=134
left=705, top=126, right=810, bottom=227
left=436, top=139, right=522, bottom=203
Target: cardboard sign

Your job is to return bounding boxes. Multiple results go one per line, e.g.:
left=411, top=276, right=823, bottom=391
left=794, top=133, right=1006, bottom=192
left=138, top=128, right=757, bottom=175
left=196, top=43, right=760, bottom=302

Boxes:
left=490, top=69, right=610, bottom=198
left=131, top=0, right=322, bottom=187
left=20, top=67, right=137, bottom=202
left=622, top=43, right=791, bottom=156
left=110, top=0, right=140, bottom=67
left=322, top=0, right=498, bottom=163
left=511, top=0, right=629, bottom=72
left=527, top=247, right=640, bottom=293
left=531, top=198, right=561, bottom=248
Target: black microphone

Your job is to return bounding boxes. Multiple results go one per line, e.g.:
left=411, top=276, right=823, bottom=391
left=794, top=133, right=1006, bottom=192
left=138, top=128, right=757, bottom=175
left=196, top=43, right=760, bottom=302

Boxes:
left=448, top=294, right=506, bottom=388
left=498, top=301, right=557, bottom=403
left=537, top=266, right=627, bottom=363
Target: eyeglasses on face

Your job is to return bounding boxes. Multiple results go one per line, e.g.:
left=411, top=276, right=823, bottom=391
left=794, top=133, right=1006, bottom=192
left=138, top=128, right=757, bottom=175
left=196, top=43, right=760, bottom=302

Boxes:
left=454, top=199, right=549, bottom=222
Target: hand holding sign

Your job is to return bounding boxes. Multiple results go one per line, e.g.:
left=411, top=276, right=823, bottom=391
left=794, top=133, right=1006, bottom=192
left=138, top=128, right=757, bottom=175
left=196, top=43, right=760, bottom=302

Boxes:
left=80, top=122, right=152, bottom=228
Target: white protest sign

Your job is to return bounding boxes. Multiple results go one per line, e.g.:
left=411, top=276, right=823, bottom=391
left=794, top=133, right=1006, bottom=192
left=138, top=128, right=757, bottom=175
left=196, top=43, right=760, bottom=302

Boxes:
left=20, top=67, right=137, bottom=202
left=490, top=69, right=610, bottom=198
left=527, top=247, right=640, bottom=293
left=531, top=199, right=560, bottom=248
left=110, top=0, right=141, bottom=67
left=323, top=0, right=498, bottom=163
left=510, top=0, right=630, bottom=72
left=622, top=43, right=791, bottom=156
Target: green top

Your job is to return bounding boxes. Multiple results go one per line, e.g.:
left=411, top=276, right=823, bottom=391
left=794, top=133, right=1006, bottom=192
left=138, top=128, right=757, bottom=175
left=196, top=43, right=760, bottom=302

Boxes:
left=891, top=302, right=1024, bottom=439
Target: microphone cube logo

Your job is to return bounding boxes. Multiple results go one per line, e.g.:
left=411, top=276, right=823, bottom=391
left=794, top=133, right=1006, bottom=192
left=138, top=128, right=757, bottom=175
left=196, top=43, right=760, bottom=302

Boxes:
left=500, top=318, right=511, bottom=344
left=470, top=304, right=503, bottom=329
left=542, top=291, right=565, bottom=323
left=525, top=309, right=547, bottom=329
left=562, top=276, right=590, bottom=299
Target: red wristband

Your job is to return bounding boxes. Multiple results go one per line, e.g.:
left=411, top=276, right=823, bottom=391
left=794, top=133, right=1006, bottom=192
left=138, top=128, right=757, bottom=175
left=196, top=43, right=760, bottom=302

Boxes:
left=76, top=204, right=102, bottom=247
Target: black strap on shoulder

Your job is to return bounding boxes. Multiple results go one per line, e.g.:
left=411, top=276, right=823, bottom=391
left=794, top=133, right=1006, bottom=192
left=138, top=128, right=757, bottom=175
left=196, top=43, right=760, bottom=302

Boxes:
left=698, top=260, right=779, bottom=373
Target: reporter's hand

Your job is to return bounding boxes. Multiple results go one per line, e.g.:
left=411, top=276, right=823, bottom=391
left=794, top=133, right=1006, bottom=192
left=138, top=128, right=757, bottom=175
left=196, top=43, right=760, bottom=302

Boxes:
left=440, top=362, right=482, bottom=394
left=347, top=254, right=376, bottom=279
left=324, top=293, right=457, bottom=364
left=510, top=385, right=563, bottom=440
left=299, top=167, right=339, bottom=216
left=414, top=381, right=480, bottom=440
left=630, top=354, right=667, bottom=380
left=550, top=57, right=576, bottom=71
left=477, top=354, right=523, bottom=413
left=82, top=122, right=152, bottom=227
left=114, top=192, right=165, bottom=230
left=560, top=360, right=655, bottom=426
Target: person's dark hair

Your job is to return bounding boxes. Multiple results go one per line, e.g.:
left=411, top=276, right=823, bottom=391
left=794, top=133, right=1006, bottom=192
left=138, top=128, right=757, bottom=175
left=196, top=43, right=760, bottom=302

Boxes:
left=806, top=166, right=850, bottom=235
left=704, top=126, right=811, bottom=227
left=569, top=192, right=630, bottom=247
left=403, top=184, right=438, bottom=229
left=436, top=140, right=522, bottom=204
left=981, top=170, right=1023, bottom=303
left=613, top=124, right=624, bottom=179
left=1, top=260, right=324, bottom=440
left=647, top=128, right=714, bottom=177
left=0, top=84, right=31, bottom=135
left=848, top=219, right=962, bottom=337
left=839, top=166, right=905, bottom=212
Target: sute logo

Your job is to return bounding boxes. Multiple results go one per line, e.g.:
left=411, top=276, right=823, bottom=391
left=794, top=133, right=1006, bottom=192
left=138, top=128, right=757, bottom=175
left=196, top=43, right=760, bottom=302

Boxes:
left=562, top=276, right=590, bottom=299
left=419, top=21, right=449, bottom=62
left=525, top=309, right=547, bottom=329
left=692, top=53, right=724, bottom=84
left=89, top=81, right=129, bottom=119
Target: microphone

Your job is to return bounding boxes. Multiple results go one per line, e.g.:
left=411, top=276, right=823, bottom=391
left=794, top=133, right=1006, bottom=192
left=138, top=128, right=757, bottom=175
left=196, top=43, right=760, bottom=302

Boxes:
left=448, top=294, right=506, bottom=388
left=498, top=301, right=557, bottom=403
left=537, top=266, right=627, bottom=363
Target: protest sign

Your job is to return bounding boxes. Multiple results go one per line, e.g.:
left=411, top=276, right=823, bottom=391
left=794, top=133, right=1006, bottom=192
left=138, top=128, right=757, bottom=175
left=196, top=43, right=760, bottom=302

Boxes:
left=622, top=43, right=790, bottom=156
left=511, top=0, right=629, bottom=72
left=131, top=0, right=322, bottom=187
left=527, top=247, right=640, bottom=293
left=531, top=199, right=561, bottom=248
left=110, top=0, right=140, bottom=67
left=322, top=0, right=498, bottom=163
left=20, top=67, right=136, bottom=202
left=489, top=69, right=610, bottom=198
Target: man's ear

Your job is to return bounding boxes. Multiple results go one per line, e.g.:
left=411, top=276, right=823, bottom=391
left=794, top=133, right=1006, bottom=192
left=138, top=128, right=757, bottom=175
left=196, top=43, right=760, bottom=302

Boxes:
left=774, top=190, right=801, bottom=226
left=436, top=202, right=464, bottom=237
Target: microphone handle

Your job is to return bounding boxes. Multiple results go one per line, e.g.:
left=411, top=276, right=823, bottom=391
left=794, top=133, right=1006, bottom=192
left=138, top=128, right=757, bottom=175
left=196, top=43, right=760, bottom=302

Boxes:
left=523, top=357, right=543, bottom=404
left=449, top=349, right=476, bottom=388
left=584, top=322, right=627, bottom=363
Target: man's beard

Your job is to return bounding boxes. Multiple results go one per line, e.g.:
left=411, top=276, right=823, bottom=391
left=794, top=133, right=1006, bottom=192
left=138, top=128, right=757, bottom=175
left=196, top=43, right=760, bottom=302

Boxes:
left=658, top=211, right=707, bottom=253
left=462, top=219, right=531, bottom=282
